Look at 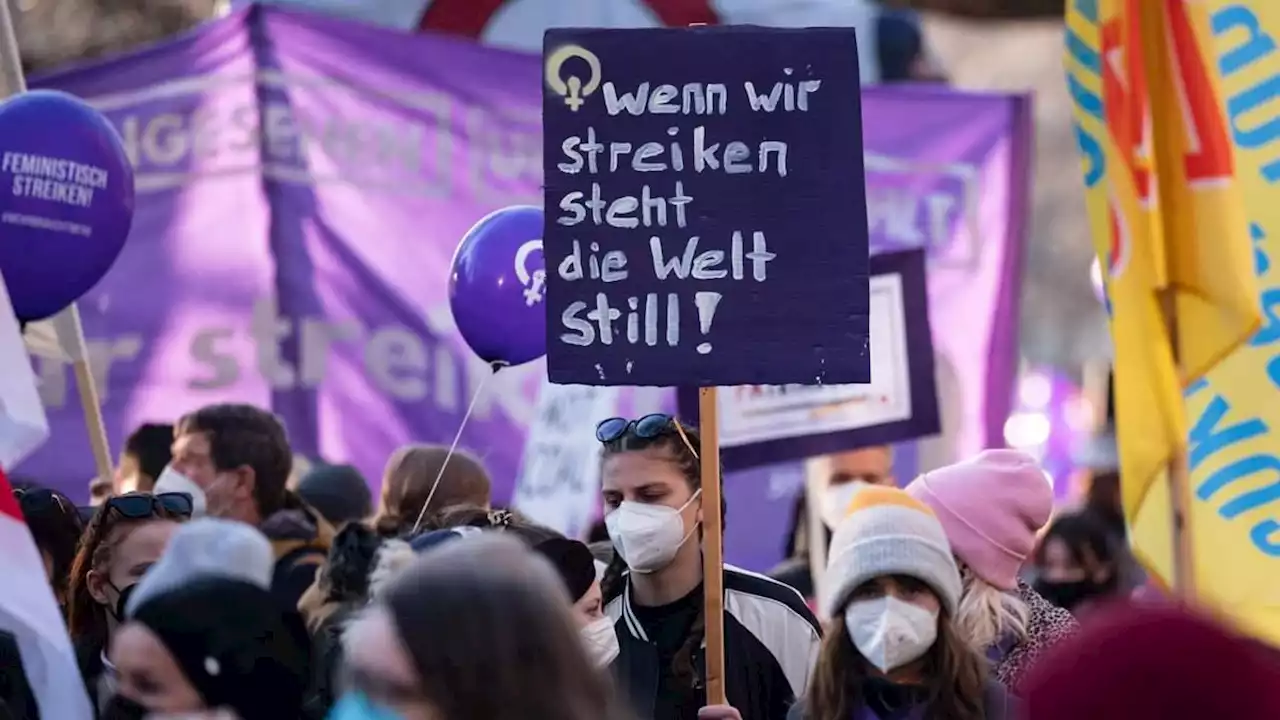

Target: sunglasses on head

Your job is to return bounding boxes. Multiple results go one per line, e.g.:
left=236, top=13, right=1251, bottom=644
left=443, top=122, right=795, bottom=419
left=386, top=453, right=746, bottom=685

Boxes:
left=595, top=414, right=700, bottom=459
left=105, top=492, right=194, bottom=520
left=14, top=487, right=76, bottom=518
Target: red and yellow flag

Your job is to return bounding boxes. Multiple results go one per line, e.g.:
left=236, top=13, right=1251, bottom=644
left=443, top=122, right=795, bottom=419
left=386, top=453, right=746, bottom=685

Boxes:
left=1066, top=0, right=1280, bottom=644
left=1067, top=0, right=1259, bottom=518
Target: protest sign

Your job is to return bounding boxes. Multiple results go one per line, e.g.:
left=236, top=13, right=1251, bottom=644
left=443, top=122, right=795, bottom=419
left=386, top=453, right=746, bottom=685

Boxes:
left=679, top=249, right=937, bottom=469
left=542, top=26, right=871, bottom=387
left=511, top=382, right=619, bottom=537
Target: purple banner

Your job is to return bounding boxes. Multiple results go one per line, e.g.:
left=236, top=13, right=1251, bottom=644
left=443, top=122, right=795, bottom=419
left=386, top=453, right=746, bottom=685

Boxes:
left=722, top=461, right=805, bottom=572
left=20, top=10, right=1026, bottom=534
left=860, top=86, right=1029, bottom=478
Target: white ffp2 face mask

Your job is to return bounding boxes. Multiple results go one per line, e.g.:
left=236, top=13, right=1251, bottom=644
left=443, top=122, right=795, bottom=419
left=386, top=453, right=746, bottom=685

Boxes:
left=605, top=489, right=702, bottom=574
left=152, top=466, right=207, bottom=516
left=821, top=481, right=869, bottom=530
left=844, top=595, right=939, bottom=673
left=580, top=616, right=620, bottom=667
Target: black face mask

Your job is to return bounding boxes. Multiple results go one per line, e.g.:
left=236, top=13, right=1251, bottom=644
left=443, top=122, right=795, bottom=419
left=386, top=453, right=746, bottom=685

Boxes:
left=101, top=693, right=149, bottom=720
left=107, top=582, right=136, bottom=621
left=1034, top=578, right=1110, bottom=611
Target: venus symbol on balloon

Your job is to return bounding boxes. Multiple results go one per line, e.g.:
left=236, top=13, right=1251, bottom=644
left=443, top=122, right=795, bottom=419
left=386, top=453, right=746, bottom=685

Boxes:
left=515, top=238, right=546, bottom=307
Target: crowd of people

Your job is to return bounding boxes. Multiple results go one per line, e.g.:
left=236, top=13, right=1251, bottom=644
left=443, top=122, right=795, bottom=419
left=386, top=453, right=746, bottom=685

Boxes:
left=4, top=404, right=1280, bottom=720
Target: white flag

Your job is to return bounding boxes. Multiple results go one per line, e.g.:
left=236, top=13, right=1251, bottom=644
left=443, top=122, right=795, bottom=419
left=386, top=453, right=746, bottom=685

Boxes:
left=0, top=275, right=48, bottom=468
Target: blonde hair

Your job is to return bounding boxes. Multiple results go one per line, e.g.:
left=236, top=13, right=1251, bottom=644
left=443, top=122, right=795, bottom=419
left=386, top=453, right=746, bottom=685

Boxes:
left=953, top=563, right=1030, bottom=653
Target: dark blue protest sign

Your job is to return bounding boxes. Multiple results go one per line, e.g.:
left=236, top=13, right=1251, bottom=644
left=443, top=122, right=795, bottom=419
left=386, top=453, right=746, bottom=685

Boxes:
left=542, top=26, right=871, bottom=387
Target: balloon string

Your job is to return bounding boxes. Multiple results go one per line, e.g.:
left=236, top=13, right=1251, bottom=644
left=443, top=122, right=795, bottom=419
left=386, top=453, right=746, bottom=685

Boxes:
left=411, top=363, right=504, bottom=534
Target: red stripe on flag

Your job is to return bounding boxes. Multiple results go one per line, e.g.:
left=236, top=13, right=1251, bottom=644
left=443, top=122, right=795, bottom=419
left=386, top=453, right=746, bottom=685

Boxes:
left=0, top=468, right=20, bottom=523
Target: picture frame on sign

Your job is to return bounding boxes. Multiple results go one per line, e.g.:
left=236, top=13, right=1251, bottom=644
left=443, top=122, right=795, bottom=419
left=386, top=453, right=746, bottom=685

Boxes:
left=678, top=249, right=939, bottom=470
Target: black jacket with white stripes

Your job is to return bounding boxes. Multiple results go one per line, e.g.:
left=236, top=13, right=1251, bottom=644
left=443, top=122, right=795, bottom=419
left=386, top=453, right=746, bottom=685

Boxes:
left=605, top=565, right=822, bottom=720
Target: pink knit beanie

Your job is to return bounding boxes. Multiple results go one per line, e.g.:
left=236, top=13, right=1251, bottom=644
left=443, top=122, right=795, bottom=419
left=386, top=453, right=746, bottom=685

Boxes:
left=905, top=449, right=1052, bottom=590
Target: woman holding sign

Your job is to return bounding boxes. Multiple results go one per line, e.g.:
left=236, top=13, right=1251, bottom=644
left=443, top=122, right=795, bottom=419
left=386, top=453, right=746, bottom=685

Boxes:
left=789, top=486, right=1018, bottom=720
left=596, top=414, right=821, bottom=720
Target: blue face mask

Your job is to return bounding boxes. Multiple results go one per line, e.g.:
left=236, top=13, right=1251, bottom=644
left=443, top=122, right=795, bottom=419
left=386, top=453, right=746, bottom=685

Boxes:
left=327, top=692, right=404, bottom=720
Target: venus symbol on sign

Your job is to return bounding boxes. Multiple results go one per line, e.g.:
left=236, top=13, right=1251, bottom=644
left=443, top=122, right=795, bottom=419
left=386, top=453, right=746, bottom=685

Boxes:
left=545, top=44, right=602, bottom=112
left=515, top=239, right=546, bottom=306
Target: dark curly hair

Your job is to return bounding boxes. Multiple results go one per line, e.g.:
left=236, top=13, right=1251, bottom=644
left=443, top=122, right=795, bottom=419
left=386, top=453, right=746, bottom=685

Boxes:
left=322, top=523, right=385, bottom=606
left=176, top=403, right=292, bottom=518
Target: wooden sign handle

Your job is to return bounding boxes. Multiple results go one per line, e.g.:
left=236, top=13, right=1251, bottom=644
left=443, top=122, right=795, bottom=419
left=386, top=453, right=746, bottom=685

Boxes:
left=699, top=386, right=727, bottom=705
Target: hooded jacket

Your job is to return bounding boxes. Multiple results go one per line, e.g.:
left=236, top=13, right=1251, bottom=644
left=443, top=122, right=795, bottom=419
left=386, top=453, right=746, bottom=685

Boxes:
left=296, top=524, right=407, bottom=718
left=261, top=491, right=337, bottom=611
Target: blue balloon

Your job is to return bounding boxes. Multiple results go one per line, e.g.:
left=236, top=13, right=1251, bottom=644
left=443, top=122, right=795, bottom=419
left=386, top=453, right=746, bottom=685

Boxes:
left=0, top=90, right=135, bottom=321
left=449, top=205, right=546, bottom=367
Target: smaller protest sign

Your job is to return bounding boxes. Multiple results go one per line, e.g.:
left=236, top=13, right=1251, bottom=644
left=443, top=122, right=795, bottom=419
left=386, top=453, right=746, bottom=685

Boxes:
left=542, top=26, right=870, bottom=387
left=679, top=249, right=938, bottom=469
left=0, top=91, right=134, bottom=322
left=511, top=381, right=620, bottom=537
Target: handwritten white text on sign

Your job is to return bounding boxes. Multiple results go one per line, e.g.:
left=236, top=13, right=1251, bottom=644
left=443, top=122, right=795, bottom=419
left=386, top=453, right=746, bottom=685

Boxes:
left=553, top=76, right=823, bottom=359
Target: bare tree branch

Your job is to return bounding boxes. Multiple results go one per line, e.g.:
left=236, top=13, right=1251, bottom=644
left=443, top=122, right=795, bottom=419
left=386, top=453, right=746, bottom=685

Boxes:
left=12, top=0, right=218, bottom=73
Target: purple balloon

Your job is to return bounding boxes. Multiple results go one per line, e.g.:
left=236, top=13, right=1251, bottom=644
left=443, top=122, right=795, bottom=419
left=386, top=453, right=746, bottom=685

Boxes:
left=449, top=205, right=546, bottom=367
left=0, top=90, right=135, bottom=321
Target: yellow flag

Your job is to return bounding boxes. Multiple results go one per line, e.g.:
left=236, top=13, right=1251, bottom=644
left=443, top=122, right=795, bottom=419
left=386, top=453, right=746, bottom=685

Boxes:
left=1067, top=1, right=1177, bottom=521
left=1067, top=0, right=1280, bottom=646
left=1067, top=0, right=1259, bottom=518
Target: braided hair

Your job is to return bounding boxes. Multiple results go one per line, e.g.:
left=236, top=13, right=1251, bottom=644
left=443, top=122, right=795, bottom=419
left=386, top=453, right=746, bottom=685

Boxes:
left=598, top=419, right=724, bottom=691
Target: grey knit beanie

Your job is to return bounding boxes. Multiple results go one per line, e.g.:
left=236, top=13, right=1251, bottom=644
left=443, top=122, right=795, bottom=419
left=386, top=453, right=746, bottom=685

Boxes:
left=821, top=485, right=962, bottom=617
left=126, top=518, right=275, bottom=616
